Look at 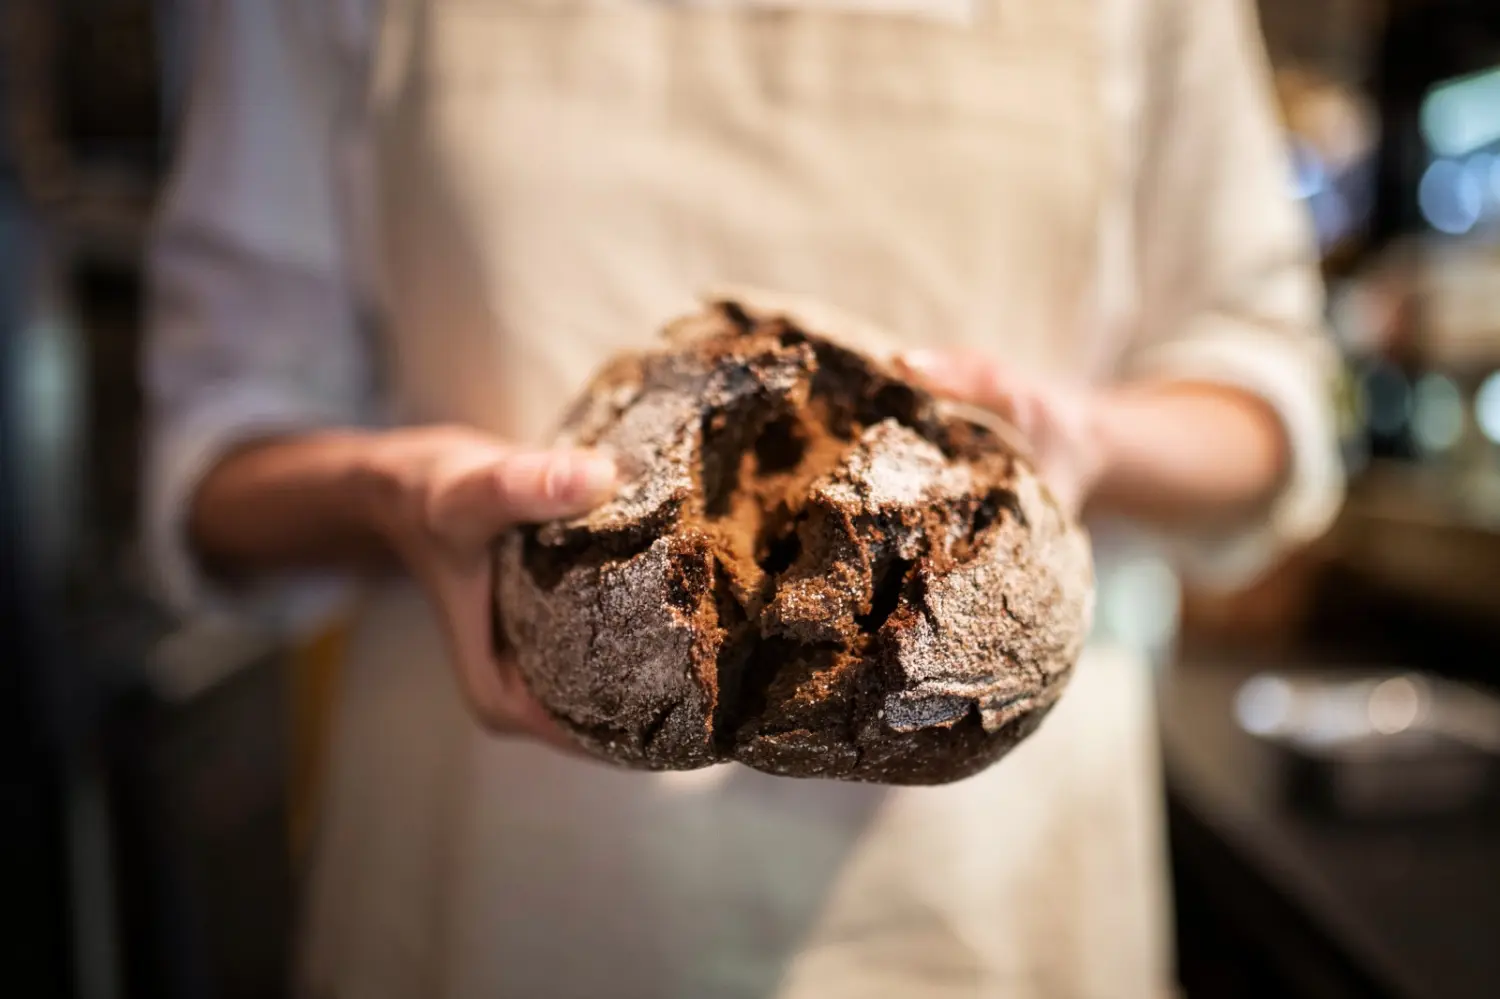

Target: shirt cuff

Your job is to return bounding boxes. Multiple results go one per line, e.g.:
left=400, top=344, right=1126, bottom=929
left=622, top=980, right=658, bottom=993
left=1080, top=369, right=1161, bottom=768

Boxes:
left=145, top=382, right=357, bottom=634
left=1123, top=320, right=1346, bottom=590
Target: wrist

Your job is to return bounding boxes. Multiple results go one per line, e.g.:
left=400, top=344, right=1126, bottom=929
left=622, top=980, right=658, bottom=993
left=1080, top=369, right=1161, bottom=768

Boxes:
left=345, top=430, right=420, bottom=553
left=1082, top=387, right=1133, bottom=513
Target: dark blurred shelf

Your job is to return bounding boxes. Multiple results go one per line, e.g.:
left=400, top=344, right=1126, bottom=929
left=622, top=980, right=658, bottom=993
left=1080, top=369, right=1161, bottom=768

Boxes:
left=1163, top=649, right=1500, bottom=999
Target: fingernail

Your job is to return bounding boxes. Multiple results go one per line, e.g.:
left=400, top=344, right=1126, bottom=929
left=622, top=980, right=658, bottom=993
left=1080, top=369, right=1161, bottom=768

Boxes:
left=564, top=452, right=616, bottom=501
left=896, top=350, right=946, bottom=378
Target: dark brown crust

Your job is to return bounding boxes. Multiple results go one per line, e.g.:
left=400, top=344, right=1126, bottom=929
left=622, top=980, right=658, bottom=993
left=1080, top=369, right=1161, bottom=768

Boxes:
left=495, top=299, right=1093, bottom=785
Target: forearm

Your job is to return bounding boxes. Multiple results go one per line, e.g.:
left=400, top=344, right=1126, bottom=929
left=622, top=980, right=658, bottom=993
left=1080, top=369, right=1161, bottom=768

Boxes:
left=188, top=424, right=618, bottom=583
left=189, top=430, right=394, bottom=577
left=1088, top=381, right=1288, bottom=524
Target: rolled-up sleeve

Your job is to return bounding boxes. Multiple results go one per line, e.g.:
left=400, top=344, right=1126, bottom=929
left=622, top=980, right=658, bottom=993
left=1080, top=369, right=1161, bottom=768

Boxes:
left=145, top=0, right=372, bottom=624
left=1124, top=0, right=1344, bottom=587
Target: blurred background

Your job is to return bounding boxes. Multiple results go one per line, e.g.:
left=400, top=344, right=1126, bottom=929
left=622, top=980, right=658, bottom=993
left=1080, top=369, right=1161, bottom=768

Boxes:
left=3, top=0, right=1500, bottom=997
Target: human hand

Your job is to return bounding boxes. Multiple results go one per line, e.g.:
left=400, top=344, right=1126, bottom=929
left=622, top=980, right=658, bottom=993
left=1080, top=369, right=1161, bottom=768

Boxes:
left=362, top=425, right=617, bottom=743
left=895, top=349, right=1108, bottom=516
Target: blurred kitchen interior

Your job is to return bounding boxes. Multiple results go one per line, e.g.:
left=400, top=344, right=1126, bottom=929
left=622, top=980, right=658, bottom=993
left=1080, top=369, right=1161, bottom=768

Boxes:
left=3, top=1, right=1499, bottom=997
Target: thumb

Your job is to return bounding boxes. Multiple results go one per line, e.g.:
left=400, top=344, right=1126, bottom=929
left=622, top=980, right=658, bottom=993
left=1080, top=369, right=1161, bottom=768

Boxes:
left=428, top=447, right=617, bottom=548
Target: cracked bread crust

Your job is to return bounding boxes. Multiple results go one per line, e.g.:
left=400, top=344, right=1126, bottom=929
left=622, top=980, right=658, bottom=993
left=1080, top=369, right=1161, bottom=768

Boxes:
left=494, top=298, right=1093, bottom=785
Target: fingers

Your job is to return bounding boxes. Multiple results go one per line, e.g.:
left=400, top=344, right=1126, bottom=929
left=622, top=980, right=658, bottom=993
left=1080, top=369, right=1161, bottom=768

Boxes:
left=896, top=350, right=1102, bottom=517
left=423, top=558, right=510, bottom=724
left=422, top=554, right=577, bottom=747
left=494, top=680, right=585, bottom=752
left=378, top=427, right=611, bottom=749
left=426, top=447, right=617, bottom=549
left=896, top=349, right=1038, bottom=435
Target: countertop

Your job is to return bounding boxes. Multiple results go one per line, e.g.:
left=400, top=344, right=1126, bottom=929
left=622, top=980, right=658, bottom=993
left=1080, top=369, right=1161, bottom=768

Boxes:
left=1160, top=649, right=1500, bottom=999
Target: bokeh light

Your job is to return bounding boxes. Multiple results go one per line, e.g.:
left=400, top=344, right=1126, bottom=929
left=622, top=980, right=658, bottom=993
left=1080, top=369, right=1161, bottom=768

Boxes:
left=1368, top=677, right=1423, bottom=736
left=1418, top=158, right=1484, bottom=234
left=1235, top=675, right=1295, bottom=737
left=1475, top=370, right=1500, bottom=444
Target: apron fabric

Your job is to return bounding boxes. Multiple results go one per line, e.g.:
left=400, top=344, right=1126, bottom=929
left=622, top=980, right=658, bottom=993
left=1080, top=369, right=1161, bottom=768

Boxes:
left=300, top=1, right=1172, bottom=995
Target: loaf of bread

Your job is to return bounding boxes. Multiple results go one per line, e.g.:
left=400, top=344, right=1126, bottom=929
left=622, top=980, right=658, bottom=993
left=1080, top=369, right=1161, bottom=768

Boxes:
left=494, top=297, right=1093, bottom=784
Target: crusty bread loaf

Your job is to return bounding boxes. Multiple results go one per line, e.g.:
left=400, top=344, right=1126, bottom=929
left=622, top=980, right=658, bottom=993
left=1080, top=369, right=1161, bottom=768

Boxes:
left=494, top=298, right=1093, bottom=784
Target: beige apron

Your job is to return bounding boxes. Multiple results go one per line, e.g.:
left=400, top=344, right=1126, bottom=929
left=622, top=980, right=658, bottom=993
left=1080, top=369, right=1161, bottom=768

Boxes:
left=300, top=1, right=1171, bottom=996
